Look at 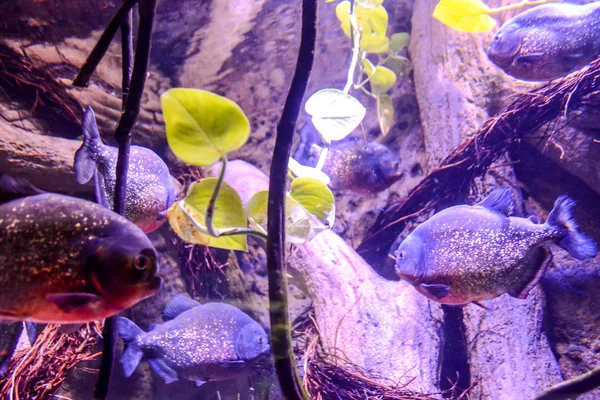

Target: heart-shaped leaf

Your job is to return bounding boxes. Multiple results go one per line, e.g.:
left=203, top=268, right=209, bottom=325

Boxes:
left=290, top=177, right=335, bottom=230
left=288, top=158, right=331, bottom=185
left=336, top=2, right=389, bottom=53
left=389, top=32, right=410, bottom=55
left=246, top=191, right=313, bottom=244
left=356, top=0, right=384, bottom=8
left=167, top=178, right=248, bottom=251
left=161, top=88, right=250, bottom=166
left=305, top=89, right=366, bottom=143
left=384, top=55, right=413, bottom=78
left=371, top=65, right=397, bottom=95
left=433, top=0, right=496, bottom=33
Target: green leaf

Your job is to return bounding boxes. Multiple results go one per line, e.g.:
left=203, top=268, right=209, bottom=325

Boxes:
left=161, top=88, right=250, bottom=166
left=288, top=158, right=331, bottom=185
left=336, top=2, right=389, bottom=53
left=384, top=55, right=412, bottom=78
left=376, top=94, right=394, bottom=137
left=370, top=65, right=397, bottom=95
left=389, top=32, right=410, bottom=54
left=290, top=177, right=335, bottom=229
left=433, top=0, right=497, bottom=33
left=360, top=33, right=389, bottom=53
left=167, top=178, right=248, bottom=251
left=305, top=89, right=366, bottom=143
left=246, top=191, right=313, bottom=244
left=357, top=0, right=384, bottom=8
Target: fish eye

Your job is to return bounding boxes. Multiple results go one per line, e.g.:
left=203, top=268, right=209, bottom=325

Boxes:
left=397, top=251, right=406, bottom=261
left=134, top=250, right=155, bottom=271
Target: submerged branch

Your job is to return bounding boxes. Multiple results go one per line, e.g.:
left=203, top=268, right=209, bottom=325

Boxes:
left=535, top=366, right=600, bottom=400
left=72, top=0, right=139, bottom=87
left=266, top=0, right=317, bottom=398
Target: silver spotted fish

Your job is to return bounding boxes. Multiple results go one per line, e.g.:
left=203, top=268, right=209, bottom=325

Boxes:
left=487, top=2, right=600, bottom=81
left=0, top=190, right=161, bottom=323
left=117, top=294, right=270, bottom=386
left=75, top=107, right=178, bottom=233
left=395, top=188, right=598, bottom=305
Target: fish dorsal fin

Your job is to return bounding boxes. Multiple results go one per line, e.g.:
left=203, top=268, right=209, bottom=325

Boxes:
left=476, top=188, right=515, bottom=216
left=162, top=294, right=201, bottom=321
left=0, top=174, right=45, bottom=204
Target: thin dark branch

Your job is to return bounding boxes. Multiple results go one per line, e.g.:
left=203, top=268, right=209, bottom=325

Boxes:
left=266, top=0, right=317, bottom=399
left=535, top=366, right=600, bottom=400
left=121, top=8, right=133, bottom=97
left=92, top=0, right=157, bottom=399
left=72, top=0, right=139, bottom=87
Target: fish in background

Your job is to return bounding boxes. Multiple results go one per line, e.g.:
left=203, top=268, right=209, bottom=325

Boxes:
left=75, top=107, right=178, bottom=233
left=0, top=175, right=162, bottom=323
left=117, top=294, right=270, bottom=386
left=294, top=123, right=403, bottom=194
left=395, top=188, right=597, bottom=305
left=487, top=2, right=600, bottom=81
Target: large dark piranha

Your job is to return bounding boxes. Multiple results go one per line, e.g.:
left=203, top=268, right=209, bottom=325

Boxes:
left=75, top=107, right=178, bottom=233
left=394, top=188, right=598, bottom=305
left=487, top=2, right=600, bottom=81
left=0, top=178, right=162, bottom=323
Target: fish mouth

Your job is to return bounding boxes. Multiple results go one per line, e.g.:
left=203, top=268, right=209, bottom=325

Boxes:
left=148, top=276, right=163, bottom=292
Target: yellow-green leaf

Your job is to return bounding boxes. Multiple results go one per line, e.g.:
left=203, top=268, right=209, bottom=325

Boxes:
left=384, top=55, right=412, bottom=78
left=288, top=158, right=331, bottom=185
left=357, top=0, right=384, bottom=8
left=304, top=89, right=366, bottom=143
left=389, top=32, right=410, bottom=54
left=246, top=191, right=313, bottom=244
left=161, top=88, right=250, bottom=166
left=433, top=0, right=496, bottom=33
left=336, top=2, right=389, bottom=52
left=370, top=65, right=396, bottom=95
left=376, top=94, right=394, bottom=137
left=167, top=178, right=248, bottom=251
left=290, top=177, right=335, bottom=229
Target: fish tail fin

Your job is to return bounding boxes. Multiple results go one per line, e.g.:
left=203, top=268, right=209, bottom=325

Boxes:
left=117, top=317, right=144, bottom=377
left=74, top=107, right=101, bottom=184
left=546, top=195, right=598, bottom=260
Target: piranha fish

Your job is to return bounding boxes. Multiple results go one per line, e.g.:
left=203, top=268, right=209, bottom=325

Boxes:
left=75, top=107, right=178, bottom=233
left=118, top=294, right=270, bottom=386
left=294, top=124, right=403, bottom=194
left=487, top=2, right=600, bottom=81
left=0, top=178, right=162, bottom=323
left=394, top=188, right=598, bottom=305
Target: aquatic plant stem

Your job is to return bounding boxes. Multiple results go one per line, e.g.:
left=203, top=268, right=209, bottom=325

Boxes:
left=266, top=0, right=317, bottom=398
left=206, top=155, right=228, bottom=237
left=72, top=0, right=139, bottom=87
left=315, top=146, right=329, bottom=171
left=343, top=0, right=360, bottom=94
left=93, top=1, right=157, bottom=399
left=535, top=366, right=600, bottom=400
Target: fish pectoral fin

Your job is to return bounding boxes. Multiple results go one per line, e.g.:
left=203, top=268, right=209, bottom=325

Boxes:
left=162, top=294, right=201, bottom=321
left=195, top=380, right=206, bottom=387
left=147, top=358, right=178, bottom=384
left=476, top=188, right=515, bottom=216
left=509, top=249, right=553, bottom=300
left=420, top=283, right=451, bottom=300
left=45, top=293, right=103, bottom=313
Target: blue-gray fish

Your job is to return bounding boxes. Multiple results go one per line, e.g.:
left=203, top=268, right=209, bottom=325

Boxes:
left=395, top=188, right=598, bottom=305
left=487, top=2, right=600, bottom=81
left=75, top=107, right=178, bottom=233
left=0, top=183, right=161, bottom=323
left=117, top=294, right=270, bottom=386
